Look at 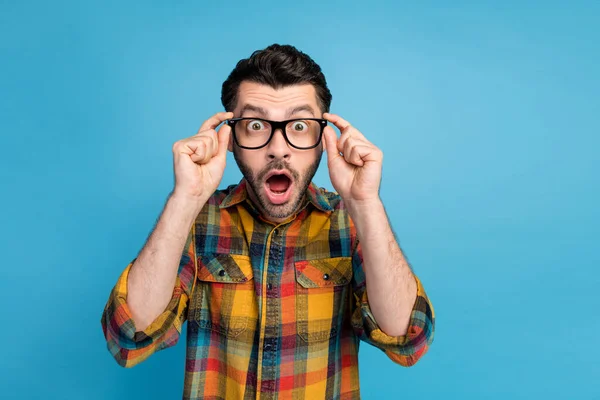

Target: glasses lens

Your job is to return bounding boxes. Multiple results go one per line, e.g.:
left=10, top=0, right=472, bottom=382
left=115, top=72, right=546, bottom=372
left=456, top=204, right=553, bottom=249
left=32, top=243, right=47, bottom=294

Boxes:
left=235, top=119, right=272, bottom=148
left=234, top=119, right=322, bottom=148
left=285, top=119, right=322, bottom=148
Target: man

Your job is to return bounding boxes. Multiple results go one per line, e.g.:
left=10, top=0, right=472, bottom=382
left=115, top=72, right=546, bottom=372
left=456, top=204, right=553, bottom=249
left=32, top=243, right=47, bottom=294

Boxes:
left=101, top=44, right=435, bottom=399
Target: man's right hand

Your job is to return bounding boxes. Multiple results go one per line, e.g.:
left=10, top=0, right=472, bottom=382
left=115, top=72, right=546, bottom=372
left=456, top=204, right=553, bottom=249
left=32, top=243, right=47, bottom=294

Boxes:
left=126, top=112, right=233, bottom=332
left=171, top=111, right=234, bottom=202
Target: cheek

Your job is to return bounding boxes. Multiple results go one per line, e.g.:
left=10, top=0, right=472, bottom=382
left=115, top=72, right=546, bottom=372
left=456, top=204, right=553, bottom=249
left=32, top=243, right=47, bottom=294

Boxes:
left=236, top=149, right=266, bottom=173
left=297, top=151, right=321, bottom=173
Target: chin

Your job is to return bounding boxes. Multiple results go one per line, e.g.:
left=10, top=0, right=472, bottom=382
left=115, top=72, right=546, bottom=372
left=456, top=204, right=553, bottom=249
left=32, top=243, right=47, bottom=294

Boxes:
left=259, top=189, right=302, bottom=220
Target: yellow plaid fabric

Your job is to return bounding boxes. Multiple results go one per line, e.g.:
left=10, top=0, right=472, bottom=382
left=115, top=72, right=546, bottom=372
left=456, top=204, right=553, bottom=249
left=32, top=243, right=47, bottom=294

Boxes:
left=101, top=180, right=435, bottom=399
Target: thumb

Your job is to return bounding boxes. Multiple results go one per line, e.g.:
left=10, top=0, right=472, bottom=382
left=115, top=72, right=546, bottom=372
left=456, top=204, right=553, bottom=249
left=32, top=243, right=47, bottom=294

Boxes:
left=323, top=126, right=341, bottom=164
left=216, top=123, right=232, bottom=160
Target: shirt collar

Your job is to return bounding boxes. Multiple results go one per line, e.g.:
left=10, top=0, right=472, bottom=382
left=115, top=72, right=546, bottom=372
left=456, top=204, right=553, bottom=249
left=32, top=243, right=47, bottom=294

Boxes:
left=219, top=179, right=249, bottom=209
left=304, top=181, right=334, bottom=212
left=219, top=179, right=333, bottom=213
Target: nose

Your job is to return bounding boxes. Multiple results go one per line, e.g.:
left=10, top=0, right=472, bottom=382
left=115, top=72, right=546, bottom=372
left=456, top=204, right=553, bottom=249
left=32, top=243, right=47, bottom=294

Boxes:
left=267, top=127, right=291, bottom=161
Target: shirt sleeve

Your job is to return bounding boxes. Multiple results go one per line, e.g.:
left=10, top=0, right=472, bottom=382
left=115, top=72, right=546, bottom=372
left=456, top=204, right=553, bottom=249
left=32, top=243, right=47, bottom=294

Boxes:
left=350, top=241, right=435, bottom=367
left=100, top=228, right=196, bottom=368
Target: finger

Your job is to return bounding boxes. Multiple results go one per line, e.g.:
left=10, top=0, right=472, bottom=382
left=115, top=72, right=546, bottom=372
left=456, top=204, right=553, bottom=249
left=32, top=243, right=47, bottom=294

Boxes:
left=347, top=144, right=380, bottom=167
left=215, top=123, right=231, bottom=161
left=194, top=129, right=218, bottom=155
left=341, top=135, right=370, bottom=159
left=323, top=126, right=342, bottom=164
left=354, top=143, right=383, bottom=164
left=323, top=113, right=351, bottom=132
left=175, top=138, right=206, bottom=164
left=338, top=129, right=356, bottom=154
left=198, top=111, right=234, bottom=133
left=324, top=112, right=369, bottom=141
left=343, top=137, right=361, bottom=166
left=335, top=122, right=354, bottom=154
left=342, top=136, right=354, bottom=161
left=343, top=135, right=381, bottom=164
left=325, top=114, right=368, bottom=153
left=188, top=136, right=215, bottom=164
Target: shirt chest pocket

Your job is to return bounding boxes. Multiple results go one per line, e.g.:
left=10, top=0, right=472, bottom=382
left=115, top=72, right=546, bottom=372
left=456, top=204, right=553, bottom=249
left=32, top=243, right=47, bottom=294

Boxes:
left=294, top=256, right=353, bottom=343
left=190, top=254, right=257, bottom=339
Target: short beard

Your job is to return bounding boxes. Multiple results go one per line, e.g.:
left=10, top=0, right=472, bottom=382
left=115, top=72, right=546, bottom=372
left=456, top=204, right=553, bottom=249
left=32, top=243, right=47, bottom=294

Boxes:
left=233, top=148, right=323, bottom=220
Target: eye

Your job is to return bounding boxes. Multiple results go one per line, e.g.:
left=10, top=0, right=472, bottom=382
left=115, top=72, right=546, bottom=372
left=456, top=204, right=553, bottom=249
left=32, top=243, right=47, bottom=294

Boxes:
left=248, top=120, right=266, bottom=131
left=291, top=121, right=308, bottom=131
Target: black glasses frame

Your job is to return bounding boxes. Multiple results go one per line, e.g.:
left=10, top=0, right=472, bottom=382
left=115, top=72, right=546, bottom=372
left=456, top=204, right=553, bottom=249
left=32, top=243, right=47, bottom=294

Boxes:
left=226, top=117, right=328, bottom=150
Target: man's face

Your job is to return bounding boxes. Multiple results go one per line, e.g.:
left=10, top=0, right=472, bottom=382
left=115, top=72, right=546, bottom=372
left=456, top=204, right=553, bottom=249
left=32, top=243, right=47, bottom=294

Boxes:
left=229, top=81, right=324, bottom=223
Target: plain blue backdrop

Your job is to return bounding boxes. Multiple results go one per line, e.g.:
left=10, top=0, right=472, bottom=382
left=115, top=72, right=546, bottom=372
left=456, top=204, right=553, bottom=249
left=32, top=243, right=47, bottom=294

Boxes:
left=1, top=1, right=598, bottom=399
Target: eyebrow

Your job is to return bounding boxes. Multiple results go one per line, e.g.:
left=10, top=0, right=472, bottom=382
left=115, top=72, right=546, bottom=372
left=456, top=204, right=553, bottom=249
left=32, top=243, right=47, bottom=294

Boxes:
left=238, top=104, right=269, bottom=118
left=286, top=105, right=316, bottom=118
left=238, top=104, right=316, bottom=119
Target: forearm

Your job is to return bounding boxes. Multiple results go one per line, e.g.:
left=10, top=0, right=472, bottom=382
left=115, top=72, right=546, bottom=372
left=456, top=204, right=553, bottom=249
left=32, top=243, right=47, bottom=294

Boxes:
left=348, top=199, right=417, bottom=337
left=127, top=192, right=204, bottom=332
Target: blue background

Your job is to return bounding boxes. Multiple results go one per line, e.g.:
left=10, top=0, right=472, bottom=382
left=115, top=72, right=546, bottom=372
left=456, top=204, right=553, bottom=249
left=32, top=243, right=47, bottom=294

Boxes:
left=1, top=1, right=598, bottom=399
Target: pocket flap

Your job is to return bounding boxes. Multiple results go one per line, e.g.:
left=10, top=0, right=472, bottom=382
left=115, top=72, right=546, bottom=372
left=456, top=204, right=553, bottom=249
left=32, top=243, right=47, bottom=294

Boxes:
left=294, top=256, right=352, bottom=288
left=197, top=254, right=253, bottom=283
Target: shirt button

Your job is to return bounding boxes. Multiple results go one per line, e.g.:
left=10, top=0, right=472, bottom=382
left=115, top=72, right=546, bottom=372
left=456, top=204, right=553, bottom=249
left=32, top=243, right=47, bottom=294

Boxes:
left=323, top=273, right=330, bottom=281
left=267, top=283, right=273, bottom=290
left=218, top=270, right=225, bottom=277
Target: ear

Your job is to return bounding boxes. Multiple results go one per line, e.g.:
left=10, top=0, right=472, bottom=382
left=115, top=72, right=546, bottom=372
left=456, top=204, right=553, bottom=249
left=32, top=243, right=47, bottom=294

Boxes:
left=228, top=134, right=233, bottom=152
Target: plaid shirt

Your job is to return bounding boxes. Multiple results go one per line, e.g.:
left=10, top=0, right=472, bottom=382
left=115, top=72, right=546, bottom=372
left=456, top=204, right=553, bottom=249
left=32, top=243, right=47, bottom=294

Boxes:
left=101, top=179, right=435, bottom=399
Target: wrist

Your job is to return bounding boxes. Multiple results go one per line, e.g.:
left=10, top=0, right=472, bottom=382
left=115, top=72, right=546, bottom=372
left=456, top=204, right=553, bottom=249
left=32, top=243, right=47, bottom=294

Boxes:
left=346, top=197, right=384, bottom=217
left=169, top=190, right=207, bottom=214
left=346, top=198, right=389, bottom=241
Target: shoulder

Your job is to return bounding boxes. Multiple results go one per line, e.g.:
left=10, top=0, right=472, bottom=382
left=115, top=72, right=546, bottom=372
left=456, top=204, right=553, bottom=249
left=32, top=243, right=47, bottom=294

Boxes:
left=311, top=185, right=349, bottom=212
left=208, top=183, right=238, bottom=204
left=193, top=184, right=240, bottom=223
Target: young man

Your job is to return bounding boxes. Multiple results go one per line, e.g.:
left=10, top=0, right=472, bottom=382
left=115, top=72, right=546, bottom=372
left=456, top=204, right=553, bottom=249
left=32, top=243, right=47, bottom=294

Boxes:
left=101, top=44, right=435, bottom=399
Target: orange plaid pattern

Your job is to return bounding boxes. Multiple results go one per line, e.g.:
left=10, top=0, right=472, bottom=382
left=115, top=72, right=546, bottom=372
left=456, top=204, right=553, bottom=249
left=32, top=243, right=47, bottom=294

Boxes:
left=101, top=180, right=435, bottom=399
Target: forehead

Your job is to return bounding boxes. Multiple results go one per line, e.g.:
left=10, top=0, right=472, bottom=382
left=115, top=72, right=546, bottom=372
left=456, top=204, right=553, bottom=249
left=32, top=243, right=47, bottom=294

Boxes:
left=235, top=81, right=320, bottom=116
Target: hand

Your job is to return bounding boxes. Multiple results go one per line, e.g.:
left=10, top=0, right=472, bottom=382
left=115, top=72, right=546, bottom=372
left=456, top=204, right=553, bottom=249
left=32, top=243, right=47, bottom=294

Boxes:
left=171, top=111, right=233, bottom=202
left=323, top=113, right=383, bottom=208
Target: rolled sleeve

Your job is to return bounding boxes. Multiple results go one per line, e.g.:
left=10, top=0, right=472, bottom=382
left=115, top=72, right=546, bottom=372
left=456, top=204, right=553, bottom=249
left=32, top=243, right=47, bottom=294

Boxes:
left=351, top=274, right=435, bottom=366
left=349, top=236, right=435, bottom=367
left=100, top=260, right=189, bottom=368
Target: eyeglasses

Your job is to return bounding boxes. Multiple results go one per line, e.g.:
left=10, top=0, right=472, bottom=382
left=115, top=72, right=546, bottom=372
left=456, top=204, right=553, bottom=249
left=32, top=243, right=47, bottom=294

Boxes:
left=226, top=117, right=327, bottom=150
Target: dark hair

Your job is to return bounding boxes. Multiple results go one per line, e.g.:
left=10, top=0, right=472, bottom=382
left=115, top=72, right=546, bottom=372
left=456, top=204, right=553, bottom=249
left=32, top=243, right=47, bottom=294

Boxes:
left=221, top=44, right=332, bottom=114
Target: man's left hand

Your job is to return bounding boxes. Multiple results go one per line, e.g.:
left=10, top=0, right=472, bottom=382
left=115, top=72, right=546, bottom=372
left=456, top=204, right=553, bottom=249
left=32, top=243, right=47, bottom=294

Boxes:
left=323, top=113, right=383, bottom=208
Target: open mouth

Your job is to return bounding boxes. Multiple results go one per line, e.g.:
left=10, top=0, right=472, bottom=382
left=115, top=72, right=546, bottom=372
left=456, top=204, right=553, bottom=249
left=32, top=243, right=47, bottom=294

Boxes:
left=264, top=170, right=294, bottom=205
left=267, top=174, right=291, bottom=193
